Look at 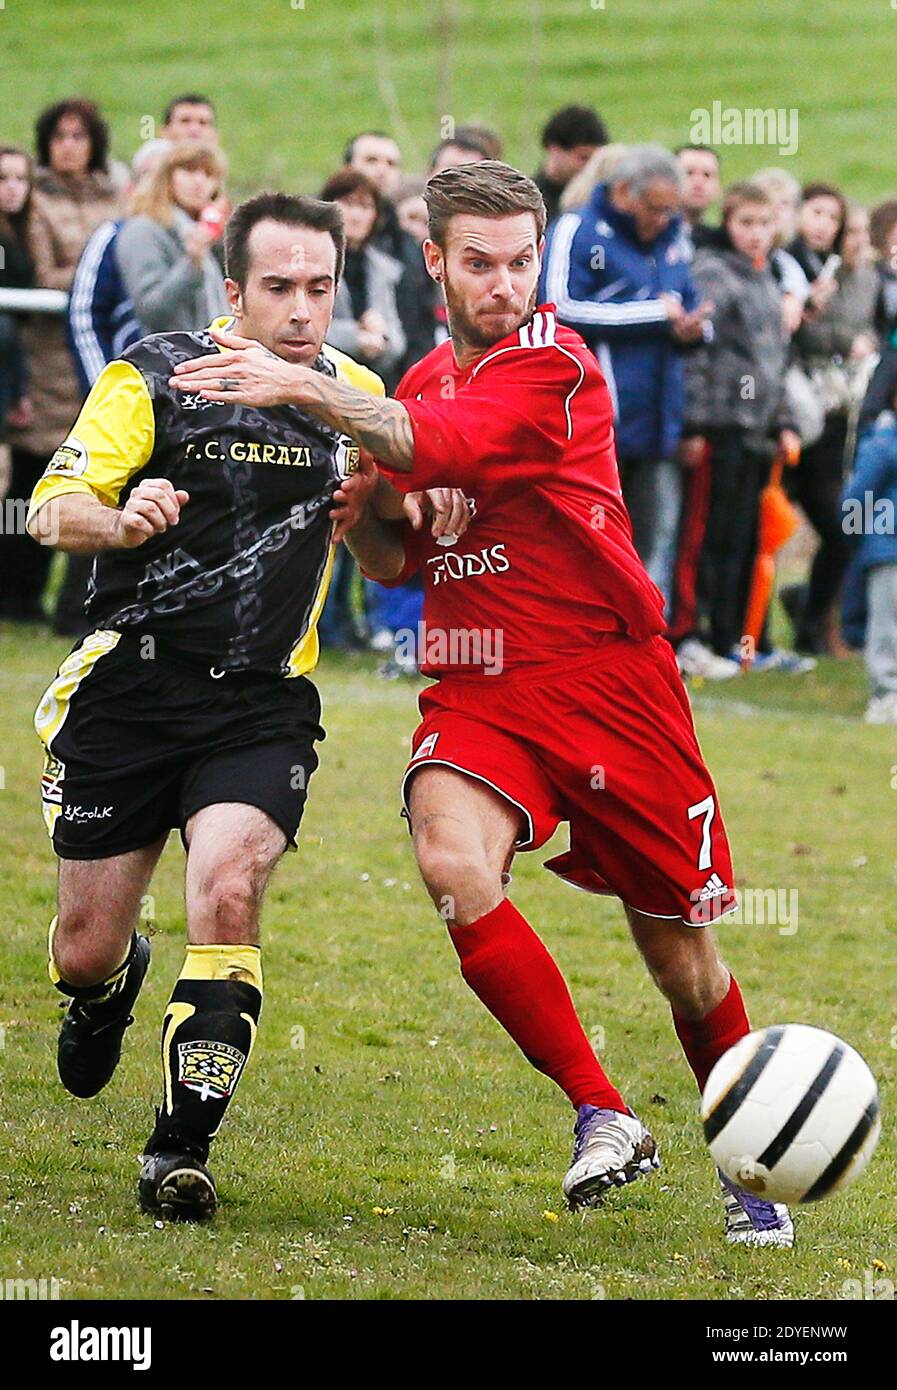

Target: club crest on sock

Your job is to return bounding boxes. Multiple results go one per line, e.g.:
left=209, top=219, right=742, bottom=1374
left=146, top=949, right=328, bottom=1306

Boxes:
left=177, top=1040, right=247, bottom=1102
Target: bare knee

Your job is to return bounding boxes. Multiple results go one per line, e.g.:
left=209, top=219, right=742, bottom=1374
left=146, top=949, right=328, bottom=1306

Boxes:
left=53, top=910, right=132, bottom=987
left=413, top=823, right=502, bottom=925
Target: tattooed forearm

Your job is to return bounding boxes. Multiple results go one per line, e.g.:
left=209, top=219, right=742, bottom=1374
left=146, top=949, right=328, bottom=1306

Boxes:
left=294, top=373, right=415, bottom=471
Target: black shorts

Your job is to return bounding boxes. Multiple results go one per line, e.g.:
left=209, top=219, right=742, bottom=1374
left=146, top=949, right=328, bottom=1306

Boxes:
left=34, top=630, right=325, bottom=861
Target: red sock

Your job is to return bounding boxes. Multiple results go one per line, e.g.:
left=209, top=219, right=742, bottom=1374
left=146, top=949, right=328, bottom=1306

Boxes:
left=673, top=974, right=750, bottom=1092
left=448, top=899, right=626, bottom=1112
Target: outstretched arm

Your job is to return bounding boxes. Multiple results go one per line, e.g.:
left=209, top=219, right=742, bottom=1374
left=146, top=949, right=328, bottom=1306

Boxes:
left=169, top=327, right=583, bottom=494
left=168, top=329, right=416, bottom=471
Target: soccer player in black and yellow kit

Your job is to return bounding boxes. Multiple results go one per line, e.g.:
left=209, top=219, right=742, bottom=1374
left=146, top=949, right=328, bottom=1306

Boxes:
left=25, top=192, right=463, bottom=1220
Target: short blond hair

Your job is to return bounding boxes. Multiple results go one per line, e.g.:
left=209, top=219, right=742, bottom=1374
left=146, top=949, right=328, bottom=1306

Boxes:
left=130, top=140, right=226, bottom=225
left=561, top=143, right=629, bottom=212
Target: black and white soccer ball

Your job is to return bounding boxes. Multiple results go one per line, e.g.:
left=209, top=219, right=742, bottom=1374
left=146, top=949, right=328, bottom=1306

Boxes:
left=701, top=1023, right=881, bottom=1204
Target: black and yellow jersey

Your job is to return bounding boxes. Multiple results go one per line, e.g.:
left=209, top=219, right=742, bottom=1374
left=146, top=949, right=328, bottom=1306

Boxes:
left=28, top=317, right=384, bottom=678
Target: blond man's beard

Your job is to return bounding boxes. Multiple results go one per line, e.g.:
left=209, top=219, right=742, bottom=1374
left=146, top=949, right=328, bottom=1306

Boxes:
left=443, top=276, right=540, bottom=352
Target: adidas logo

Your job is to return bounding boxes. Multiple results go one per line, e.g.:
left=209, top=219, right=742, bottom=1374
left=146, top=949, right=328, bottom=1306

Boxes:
left=698, top=872, right=729, bottom=901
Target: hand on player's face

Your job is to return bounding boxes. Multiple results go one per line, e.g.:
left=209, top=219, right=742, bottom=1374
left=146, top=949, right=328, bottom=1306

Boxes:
left=169, top=328, right=307, bottom=405
left=329, top=450, right=379, bottom=544
left=403, top=488, right=472, bottom=539
left=116, top=478, right=190, bottom=548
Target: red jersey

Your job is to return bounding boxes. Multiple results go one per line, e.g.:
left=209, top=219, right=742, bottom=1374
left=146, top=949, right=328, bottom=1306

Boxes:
left=377, top=304, right=665, bottom=677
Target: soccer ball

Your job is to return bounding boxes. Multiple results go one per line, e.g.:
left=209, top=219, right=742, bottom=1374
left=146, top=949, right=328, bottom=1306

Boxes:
left=701, top=1024, right=881, bottom=1204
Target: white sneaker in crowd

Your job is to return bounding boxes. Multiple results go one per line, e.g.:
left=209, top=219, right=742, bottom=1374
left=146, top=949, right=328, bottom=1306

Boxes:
left=865, top=692, right=897, bottom=724
left=368, top=627, right=395, bottom=653
left=676, top=637, right=741, bottom=681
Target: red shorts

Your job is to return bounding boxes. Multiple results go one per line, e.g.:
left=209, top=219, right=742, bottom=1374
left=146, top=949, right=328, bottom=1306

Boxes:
left=402, top=636, right=736, bottom=926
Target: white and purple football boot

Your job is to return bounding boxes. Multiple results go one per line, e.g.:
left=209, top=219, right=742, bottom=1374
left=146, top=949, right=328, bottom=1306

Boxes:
left=719, top=1171, right=794, bottom=1247
left=563, top=1105, right=660, bottom=1209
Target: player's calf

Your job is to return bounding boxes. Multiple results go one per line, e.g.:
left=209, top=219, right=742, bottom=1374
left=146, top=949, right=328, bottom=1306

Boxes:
left=139, top=805, right=284, bottom=1221
left=49, top=842, right=165, bottom=1098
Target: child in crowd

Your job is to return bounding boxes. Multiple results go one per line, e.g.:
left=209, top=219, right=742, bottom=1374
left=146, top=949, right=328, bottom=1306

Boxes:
left=678, top=182, right=801, bottom=669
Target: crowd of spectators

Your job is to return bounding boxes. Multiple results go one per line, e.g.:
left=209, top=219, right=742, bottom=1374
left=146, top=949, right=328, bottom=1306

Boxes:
left=2, top=96, right=896, bottom=721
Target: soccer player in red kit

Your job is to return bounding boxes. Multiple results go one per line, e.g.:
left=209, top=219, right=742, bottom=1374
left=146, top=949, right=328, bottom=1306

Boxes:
left=171, top=163, right=794, bottom=1246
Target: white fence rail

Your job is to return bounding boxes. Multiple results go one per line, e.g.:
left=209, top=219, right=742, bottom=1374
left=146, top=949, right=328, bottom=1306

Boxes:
left=0, top=287, right=69, bottom=315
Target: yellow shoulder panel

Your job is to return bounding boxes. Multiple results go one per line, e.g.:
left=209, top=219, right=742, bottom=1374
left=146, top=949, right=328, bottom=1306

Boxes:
left=27, top=359, right=155, bottom=525
left=322, top=343, right=387, bottom=397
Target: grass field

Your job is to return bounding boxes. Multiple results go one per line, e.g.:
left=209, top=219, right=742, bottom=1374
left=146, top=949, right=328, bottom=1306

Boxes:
left=2, top=0, right=897, bottom=199
left=0, top=618, right=894, bottom=1301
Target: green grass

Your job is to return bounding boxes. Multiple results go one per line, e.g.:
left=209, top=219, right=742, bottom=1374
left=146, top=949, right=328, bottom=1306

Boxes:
left=0, top=621, right=894, bottom=1300
left=2, top=0, right=897, bottom=198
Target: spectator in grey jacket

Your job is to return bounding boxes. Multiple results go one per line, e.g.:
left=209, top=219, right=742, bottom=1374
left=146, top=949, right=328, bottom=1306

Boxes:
left=116, top=141, right=228, bottom=333
left=319, top=168, right=405, bottom=376
left=679, top=182, right=800, bottom=664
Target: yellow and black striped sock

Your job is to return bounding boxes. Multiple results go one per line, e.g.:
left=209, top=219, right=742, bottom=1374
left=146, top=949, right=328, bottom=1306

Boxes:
left=48, top=915, right=137, bottom=1002
left=150, top=944, right=263, bottom=1161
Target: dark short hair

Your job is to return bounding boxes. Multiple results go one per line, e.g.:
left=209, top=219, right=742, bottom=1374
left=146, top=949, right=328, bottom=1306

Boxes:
left=675, top=143, right=721, bottom=167
left=424, top=160, right=547, bottom=248
left=541, top=105, right=608, bottom=150
left=225, top=191, right=346, bottom=287
left=455, top=124, right=503, bottom=160
left=429, top=128, right=496, bottom=169
left=342, top=130, right=396, bottom=165
left=320, top=167, right=381, bottom=212
left=163, top=93, right=216, bottom=126
left=35, top=99, right=109, bottom=173
left=801, top=180, right=848, bottom=251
